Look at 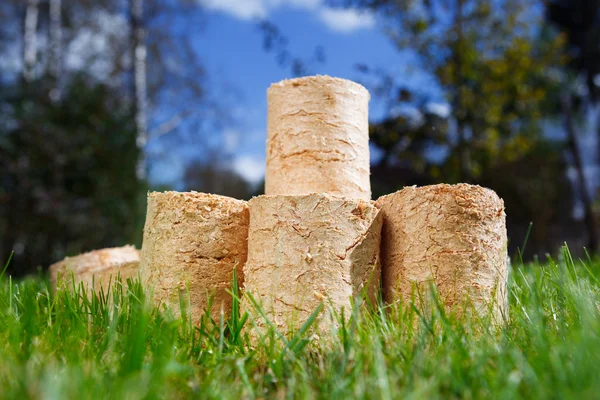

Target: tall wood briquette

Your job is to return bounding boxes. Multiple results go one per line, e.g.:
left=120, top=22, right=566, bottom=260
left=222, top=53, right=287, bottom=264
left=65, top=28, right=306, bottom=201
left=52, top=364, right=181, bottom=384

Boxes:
left=139, top=191, right=249, bottom=322
left=375, top=184, right=508, bottom=321
left=242, top=193, right=382, bottom=337
left=49, top=245, right=140, bottom=293
left=265, top=75, right=371, bottom=200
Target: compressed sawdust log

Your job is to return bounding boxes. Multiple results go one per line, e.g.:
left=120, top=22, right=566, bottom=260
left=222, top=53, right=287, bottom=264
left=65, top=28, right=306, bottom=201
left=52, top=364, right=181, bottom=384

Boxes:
left=375, top=184, right=508, bottom=321
left=139, top=191, right=249, bottom=322
left=49, top=245, right=140, bottom=293
left=242, top=193, right=382, bottom=337
left=266, top=75, right=371, bottom=200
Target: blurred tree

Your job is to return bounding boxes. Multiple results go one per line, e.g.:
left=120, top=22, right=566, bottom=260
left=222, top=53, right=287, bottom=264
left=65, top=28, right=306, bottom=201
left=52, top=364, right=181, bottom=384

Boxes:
left=129, top=0, right=149, bottom=179
left=1, top=0, right=210, bottom=164
left=333, top=0, right=590, bottom=253
left=547, top=0, right=600, bottom=250
left=479, top=142, right=576, bottom=257
left=48, top=0, right=62, bottom=101
left=561, top=91, right=599, bottom=250
left=0, top=75, right=145, bottom=276
left=547, top=0, right=600, bottom=103
left=369, top=86, right=449, bottom=171
left=0, top=0, right=250, bottom=274
left=22, top=0, right=40, bottom=83
left=342, top=0, right=565, bottom=181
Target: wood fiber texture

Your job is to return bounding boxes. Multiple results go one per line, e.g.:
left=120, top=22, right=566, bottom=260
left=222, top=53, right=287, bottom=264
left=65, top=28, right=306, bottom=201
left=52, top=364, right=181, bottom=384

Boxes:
left=376, top=184, right=508, bottom=321
left=139, top=191, right=249, bottom=322
left=242, top=193, right=382, bottom=337
left=49, top=245, right=140, bottom=293
left=265, top=75, right=371, bottom=200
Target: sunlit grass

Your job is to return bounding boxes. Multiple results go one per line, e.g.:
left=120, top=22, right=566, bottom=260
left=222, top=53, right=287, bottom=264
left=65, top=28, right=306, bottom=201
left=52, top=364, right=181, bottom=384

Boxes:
left=1, top=246, right=599, bottom=399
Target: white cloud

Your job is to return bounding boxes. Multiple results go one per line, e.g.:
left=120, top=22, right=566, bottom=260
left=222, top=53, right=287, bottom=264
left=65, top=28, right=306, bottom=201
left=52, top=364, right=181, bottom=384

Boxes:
left=222, top=128, right=240, bottom=152
left=425, top=102, right=451, bottom=118
left=390, top=104, right=424, bottom=128
left=233, top=155, right=265, bottom=184
left=198, top=0, right=267, bottom=20
left=271, top=0, right=321, bottom=9
left=198, top=0, right=373, bottom=33
left=317, top=8, right=375, bottom=33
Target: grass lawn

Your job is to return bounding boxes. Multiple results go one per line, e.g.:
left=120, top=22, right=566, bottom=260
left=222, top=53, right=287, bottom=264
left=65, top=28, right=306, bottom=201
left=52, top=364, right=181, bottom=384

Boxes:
left=1, top=247, right=599, bottom=399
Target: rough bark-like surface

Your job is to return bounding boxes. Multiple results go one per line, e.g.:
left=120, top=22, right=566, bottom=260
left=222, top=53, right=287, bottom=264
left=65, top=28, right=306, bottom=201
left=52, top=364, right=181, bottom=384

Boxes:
left=49, top=245, right=140, bottom=293
left=139, top=191, right=249, bottom=322
left=242, top=194, right=382, bottom=337
left=266, top=75, right=371, bottom=200
left=376, top=184, right=508, bottom=321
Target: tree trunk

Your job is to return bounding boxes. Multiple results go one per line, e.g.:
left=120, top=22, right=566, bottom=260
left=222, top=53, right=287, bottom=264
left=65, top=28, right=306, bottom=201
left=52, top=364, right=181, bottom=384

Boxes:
left=592, top=71, right=600, bottom=202
left=456, top=119, right=472, bottom=182
left=453, top=0, right=472, bottom=183
left=22, top=0, right=40, bottom=83
left=562, top=93, right=599, bottom=252
left=49, top=0, right=62, bottom=101
left=129, top=0, right=148, bottom=180
left=597, top=104, right=600, bottom=202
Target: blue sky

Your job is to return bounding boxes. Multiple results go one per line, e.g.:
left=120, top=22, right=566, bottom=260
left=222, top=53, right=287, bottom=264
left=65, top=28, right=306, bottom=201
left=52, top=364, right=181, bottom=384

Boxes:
left=150, top=1, right=439, bottom=187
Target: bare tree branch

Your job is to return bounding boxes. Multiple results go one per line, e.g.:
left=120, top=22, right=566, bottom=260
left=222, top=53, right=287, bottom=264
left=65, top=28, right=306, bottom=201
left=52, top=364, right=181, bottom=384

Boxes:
left=149, top=108, right=197, bottom=139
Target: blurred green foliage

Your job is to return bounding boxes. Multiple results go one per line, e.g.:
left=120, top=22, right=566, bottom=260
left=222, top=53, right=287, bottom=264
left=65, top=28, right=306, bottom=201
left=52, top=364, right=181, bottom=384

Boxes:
left=364, top=0, right=567, bottom=179
left=0, top=75, right=146, bottom=276
left=347, top=0, right=582, bottom=255
left=478, top=142, right=576, bottom=256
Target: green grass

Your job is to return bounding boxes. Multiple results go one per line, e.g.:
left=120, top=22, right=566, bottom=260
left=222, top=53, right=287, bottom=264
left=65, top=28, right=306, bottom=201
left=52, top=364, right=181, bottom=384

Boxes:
left=1, top=247, right=600, bottom=399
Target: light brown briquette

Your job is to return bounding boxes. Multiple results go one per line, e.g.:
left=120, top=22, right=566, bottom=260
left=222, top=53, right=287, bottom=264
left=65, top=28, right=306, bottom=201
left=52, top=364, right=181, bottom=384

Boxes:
left=266, top=75, right=371, bottom=200
left=242, top=193, right=382, bottom=338
left=49, top=245, right=140, bottom=293
left=375, top=184, right=508, bottom=321
left=139, top=191, right=249, bottom=323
